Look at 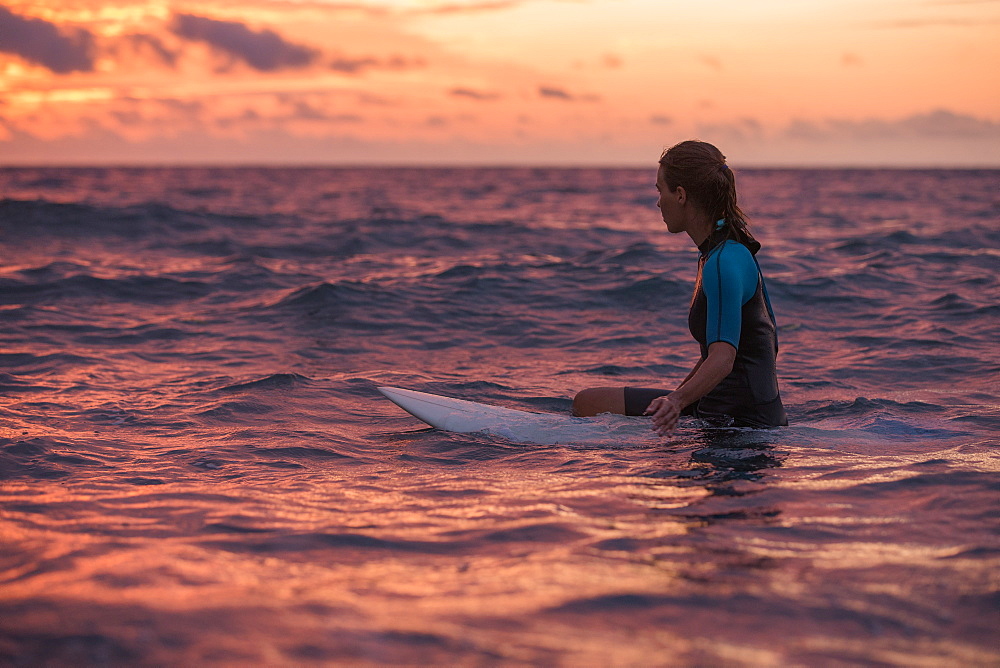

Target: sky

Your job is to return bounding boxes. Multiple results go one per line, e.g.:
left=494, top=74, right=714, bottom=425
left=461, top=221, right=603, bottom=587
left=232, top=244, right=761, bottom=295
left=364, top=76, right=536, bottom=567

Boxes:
left=1, top=0, right=999, bottom=166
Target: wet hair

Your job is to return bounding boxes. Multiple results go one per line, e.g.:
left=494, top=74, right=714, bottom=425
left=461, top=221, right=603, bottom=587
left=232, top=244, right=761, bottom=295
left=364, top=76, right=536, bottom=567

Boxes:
left=658, top=140, right=760, bottom=253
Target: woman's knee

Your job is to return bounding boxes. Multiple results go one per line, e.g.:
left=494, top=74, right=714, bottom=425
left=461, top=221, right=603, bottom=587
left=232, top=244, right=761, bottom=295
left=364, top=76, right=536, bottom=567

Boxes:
left=572, top=387, right=625, bottom=417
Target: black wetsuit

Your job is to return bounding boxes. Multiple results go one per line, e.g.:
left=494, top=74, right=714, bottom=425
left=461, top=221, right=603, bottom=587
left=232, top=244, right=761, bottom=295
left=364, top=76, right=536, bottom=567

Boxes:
left=624, top=233, right=788, bottom=427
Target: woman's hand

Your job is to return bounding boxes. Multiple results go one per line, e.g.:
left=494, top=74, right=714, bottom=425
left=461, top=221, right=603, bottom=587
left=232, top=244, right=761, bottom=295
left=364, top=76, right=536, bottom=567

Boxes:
left=645, top=393, right=685, bottom=437
left=643, top=343, right=735, bottom=437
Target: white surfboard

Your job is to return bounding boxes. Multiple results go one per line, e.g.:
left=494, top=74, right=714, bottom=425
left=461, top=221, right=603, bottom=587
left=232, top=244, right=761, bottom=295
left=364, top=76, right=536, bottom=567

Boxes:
left=378, top=386, right=649, bottom=445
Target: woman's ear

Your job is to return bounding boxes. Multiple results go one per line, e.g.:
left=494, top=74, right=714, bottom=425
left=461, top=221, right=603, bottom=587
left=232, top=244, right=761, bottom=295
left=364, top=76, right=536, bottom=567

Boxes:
left=674, top=185, right=687, bottom=206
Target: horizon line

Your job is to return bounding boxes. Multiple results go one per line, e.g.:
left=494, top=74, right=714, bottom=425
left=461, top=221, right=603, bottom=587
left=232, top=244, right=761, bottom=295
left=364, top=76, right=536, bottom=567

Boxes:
left=2, top=162, right=998, bottom=171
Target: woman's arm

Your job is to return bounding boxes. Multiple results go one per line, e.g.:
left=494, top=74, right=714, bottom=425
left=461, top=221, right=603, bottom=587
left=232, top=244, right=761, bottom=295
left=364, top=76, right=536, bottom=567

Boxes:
left=675, top=357, right=705, bottom=391
left=645, top=341, right=736, bottom=436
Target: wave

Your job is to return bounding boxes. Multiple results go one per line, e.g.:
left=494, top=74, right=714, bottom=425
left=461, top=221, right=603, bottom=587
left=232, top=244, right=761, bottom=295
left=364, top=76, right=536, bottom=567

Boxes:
left=0, top=198, right=268, bottom=240
left=1, top=277, right=213, bottom=309
left=215, top=373, right=313, bottom=394
left=0, top=435, right=113, bottom=480
left=0, top=351, right=100, bottom=374
left=0, top=373, right=50, bottom=393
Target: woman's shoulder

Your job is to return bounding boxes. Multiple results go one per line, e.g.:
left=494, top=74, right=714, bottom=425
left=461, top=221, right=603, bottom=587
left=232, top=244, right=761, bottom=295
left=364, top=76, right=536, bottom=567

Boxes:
left=707, top=239, right=754, bottom=264
left=705, top=240, right=757, bottom=279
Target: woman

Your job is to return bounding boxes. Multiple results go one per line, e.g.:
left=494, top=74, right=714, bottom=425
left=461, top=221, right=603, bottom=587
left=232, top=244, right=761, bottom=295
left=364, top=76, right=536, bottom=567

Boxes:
left=572, top=140, right=787, bottom=436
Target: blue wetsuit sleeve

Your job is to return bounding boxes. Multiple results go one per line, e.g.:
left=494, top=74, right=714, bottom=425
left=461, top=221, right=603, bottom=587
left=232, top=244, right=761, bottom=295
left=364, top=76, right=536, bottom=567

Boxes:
left=702, top=242, right=759, bottom=348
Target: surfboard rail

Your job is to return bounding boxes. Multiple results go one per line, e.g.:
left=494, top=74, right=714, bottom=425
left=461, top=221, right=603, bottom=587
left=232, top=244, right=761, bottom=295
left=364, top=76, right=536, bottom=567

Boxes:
left=378, top=386, right=549, bottom=433
left=377, top=386, right=652, bottom=446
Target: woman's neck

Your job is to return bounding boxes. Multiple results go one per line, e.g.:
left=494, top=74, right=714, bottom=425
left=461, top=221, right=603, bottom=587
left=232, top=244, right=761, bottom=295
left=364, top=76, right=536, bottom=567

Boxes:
left=685, top=213, right=714, bottom=247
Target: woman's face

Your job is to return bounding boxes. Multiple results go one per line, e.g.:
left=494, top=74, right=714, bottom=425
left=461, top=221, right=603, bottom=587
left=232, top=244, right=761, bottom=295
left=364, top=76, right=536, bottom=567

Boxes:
left=655, top=167, right=685, bottom=234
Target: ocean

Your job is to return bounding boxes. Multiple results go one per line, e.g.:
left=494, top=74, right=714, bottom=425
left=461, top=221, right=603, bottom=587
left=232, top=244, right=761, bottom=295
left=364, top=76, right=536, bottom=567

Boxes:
left=1, top=166, right=997, bottom=665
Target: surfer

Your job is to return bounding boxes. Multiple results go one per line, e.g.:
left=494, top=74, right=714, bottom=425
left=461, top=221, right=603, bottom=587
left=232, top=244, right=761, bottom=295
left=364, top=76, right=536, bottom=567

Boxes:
left=572, top=140, right=787, bottom=435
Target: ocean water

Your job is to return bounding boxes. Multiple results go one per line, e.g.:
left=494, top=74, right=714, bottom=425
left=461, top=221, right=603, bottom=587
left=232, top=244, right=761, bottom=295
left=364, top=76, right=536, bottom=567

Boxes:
left=0, top=166, right=997, bottom=666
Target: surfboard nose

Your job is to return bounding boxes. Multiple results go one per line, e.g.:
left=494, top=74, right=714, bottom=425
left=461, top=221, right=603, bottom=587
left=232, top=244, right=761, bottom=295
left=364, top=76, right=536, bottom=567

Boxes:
left=378, top=386, right=416, bottom=402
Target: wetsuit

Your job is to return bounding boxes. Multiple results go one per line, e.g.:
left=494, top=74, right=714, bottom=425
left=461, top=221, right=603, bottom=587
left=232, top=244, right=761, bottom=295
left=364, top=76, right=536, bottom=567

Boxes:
left=624, top=234, right=788, bottom=427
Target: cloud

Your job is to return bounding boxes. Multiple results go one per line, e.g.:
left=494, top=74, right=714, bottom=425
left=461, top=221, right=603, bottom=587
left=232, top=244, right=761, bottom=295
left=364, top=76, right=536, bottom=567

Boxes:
left=539, top=86, right=573, bottom=100
left=687, top=109, right=1000, bottom=165
left=166, top=14, right=421, bottom=75
left=170, top=13, right=318, bottom=71
left=787, top=109, right=1000, bottom=141
left=650, top=115, right=673, bottom=125
left=120, top=33, right=179, bottom=67
left=330, top=54, right=424, bottom=73
left=286, top=100, right=363, bottom=123
left=899, top=109, right=1000, bottom=137
left=329, top=56, right=380, bottom=73
left=0, top=6, right=95, bottom=73
left=538, top=86, right=599, bottom=102
left=449, top=87, right=500, bottom=100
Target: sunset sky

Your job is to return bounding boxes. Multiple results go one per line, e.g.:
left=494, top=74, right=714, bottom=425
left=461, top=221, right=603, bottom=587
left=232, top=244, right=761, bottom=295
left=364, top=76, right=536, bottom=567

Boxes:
left=2, top=0, right=999, bottom=166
